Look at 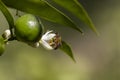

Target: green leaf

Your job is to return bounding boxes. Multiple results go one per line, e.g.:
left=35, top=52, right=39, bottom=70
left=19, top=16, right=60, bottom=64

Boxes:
left=0, top=36, right=5, bottom=56
left=45, top=0, right=99, bottom=35
left=2, top=0, right=83, bottom=34
left=0, top=0, right=14, bottom=30
left=59, top=41, right=75, bottom=62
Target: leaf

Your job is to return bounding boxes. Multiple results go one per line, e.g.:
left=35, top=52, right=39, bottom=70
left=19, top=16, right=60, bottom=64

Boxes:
left=59, top=41, right=75, bottom=62
left=2, top=0, right=83, bottom=34
left=45, top=0, right=99, bottom=35
left=0, top=36, right=5, bottom=56
left=0, top=0, right=14, bottom=29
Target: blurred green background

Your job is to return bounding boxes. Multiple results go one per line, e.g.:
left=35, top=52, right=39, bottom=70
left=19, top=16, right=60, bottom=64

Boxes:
left=0, top=0, right=120, bottom=80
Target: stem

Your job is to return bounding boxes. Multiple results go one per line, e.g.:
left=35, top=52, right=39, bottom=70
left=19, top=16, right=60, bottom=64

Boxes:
left=8, top=36, right=16, bottom=41
left=0, top=0, right=14, bottom=37
left=16, top=10, right=21, bottom=17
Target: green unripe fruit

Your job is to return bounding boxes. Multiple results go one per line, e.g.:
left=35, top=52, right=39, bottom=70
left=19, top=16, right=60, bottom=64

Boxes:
left=0, top=36, right=5, bottom=56
left=14, top=14, right=43, bottom=43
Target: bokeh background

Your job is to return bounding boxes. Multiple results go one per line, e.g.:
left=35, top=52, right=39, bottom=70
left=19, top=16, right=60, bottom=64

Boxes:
left=0, top=0, right=120, bottom=80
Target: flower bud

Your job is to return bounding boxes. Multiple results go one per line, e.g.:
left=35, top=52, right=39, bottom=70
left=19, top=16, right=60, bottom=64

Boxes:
left=0, top=36, right=5, bottom=56
left=2, top=29, right=11, bottom=40
left=40, top=30, right=61, bottom=50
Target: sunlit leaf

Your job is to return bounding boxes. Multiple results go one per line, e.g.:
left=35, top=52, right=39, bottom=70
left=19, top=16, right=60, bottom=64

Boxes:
left=45, top=0, right=99, bottom=35
left=0, top=36, right=5, bottom=56
left=2, top=0, right=83, bottom=33
left=59, top=41, right=75, bottom=62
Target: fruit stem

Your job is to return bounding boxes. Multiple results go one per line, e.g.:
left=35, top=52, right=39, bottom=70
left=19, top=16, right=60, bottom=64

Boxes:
left=16, top=10, right=21, bottom=17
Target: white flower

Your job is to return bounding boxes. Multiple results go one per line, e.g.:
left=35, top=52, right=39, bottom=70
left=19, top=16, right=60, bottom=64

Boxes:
left=40, top=30, right=61, bottom=50
left=2, top=29, right=11, bottom=40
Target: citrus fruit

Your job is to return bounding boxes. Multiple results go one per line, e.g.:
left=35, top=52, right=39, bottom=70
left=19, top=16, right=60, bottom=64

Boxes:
left=14, top=14, right=43, bottom=43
